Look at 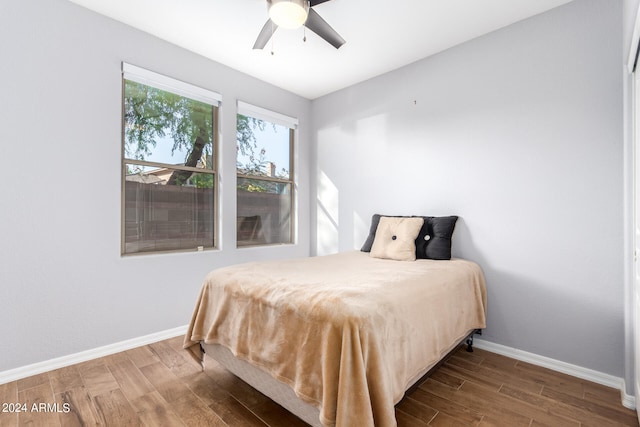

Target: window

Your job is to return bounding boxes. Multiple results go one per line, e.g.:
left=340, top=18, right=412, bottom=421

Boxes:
left=236, top=102, right=296, bottom=247
left=121, top=63, right=220, bottom=255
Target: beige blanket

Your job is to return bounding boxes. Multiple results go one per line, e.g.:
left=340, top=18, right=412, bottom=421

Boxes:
left=184, top=251, right=487, bottom=427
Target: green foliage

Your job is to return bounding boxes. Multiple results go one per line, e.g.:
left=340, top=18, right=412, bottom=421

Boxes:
left=124, top=80, right=219, bottom=186
left=124, top=80, right=213, bottom=163
left=124, top=81, right=282, bottom=191
left=190, top=173, right=214, bottom=189
left=236, top=113, right=281, bottom=178
left=236, top=114, right=265, bottom=160
left=237, top=177, right=289, bottom=194
left=236, top=114, right=288, bottom=193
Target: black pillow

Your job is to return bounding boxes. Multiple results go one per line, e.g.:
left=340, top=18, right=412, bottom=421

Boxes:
left=361, top=214, right=458, bottom=260
left=360, top=214, right=383, bottom=253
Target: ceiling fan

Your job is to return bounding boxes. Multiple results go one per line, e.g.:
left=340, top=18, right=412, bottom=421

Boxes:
left=253, top=0, right=346, bottom=50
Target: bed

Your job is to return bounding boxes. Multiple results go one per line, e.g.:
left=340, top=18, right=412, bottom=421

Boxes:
left=184, top=215, right=487, bottom=427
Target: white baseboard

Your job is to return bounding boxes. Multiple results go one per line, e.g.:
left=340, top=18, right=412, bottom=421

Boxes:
left=0, top=325, right=188, bottom=385
left=622, top=384, right=636, bottom=410
left=474, top=338, right=636, bottom=410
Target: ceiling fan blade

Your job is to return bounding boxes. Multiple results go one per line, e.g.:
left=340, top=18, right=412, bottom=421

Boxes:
left=305, top=8, right=345, bottom=49
left=253, top=19, right=278, bottom=49
left=309, top=0, right=332, bottom=6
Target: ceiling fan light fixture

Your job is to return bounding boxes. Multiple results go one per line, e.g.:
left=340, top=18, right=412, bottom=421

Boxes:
left=268, top=0, right=309, bottom=30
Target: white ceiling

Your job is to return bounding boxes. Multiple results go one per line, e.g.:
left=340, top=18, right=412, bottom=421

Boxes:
left=69, top=0, right=575, bottom=99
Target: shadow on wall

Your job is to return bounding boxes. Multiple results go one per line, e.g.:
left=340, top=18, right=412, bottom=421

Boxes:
left=453, top=218, right=623, bottom=374
left=454, top=217, right=536, bottom=345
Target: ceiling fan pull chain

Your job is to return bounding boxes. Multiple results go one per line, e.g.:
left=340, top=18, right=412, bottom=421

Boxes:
left=303, top=26, right=307, bottom=43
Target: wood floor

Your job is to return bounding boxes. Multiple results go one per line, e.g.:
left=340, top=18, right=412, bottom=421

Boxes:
left=0, top=336, right=637, bottom=426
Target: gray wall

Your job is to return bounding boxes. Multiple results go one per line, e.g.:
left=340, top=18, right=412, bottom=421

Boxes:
left=0, top=0, right=311, bottom=372
left=311, top=0, right=625, bottom=377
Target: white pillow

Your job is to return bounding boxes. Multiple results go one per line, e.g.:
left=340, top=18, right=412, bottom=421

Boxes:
left=370, top=216, right=424, bottom=261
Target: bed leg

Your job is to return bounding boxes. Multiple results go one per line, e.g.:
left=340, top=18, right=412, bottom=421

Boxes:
left=466, top=329, right=482, bottom=352
left=466, top=334, right=474, bottom=352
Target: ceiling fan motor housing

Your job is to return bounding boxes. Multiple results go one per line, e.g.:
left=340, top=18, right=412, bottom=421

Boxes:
left=268, top=0, right=310, bottom=29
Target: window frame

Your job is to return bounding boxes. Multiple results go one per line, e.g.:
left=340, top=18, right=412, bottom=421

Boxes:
left=236, top=101, right=297, bottom=248
left=120, top=63, right=221, bottom=256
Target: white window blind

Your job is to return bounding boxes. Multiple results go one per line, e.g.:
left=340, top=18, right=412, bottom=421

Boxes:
left=237, top=101, right=298, bottom=129
left=122, top=62, right=222, bottom=106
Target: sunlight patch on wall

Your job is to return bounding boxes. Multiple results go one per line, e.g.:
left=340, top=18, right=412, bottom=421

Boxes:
left=316, top=170, right=339, bottom=255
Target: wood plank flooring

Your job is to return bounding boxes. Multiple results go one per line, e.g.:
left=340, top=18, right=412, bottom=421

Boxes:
left=0, top=336, right=637, bottom=426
